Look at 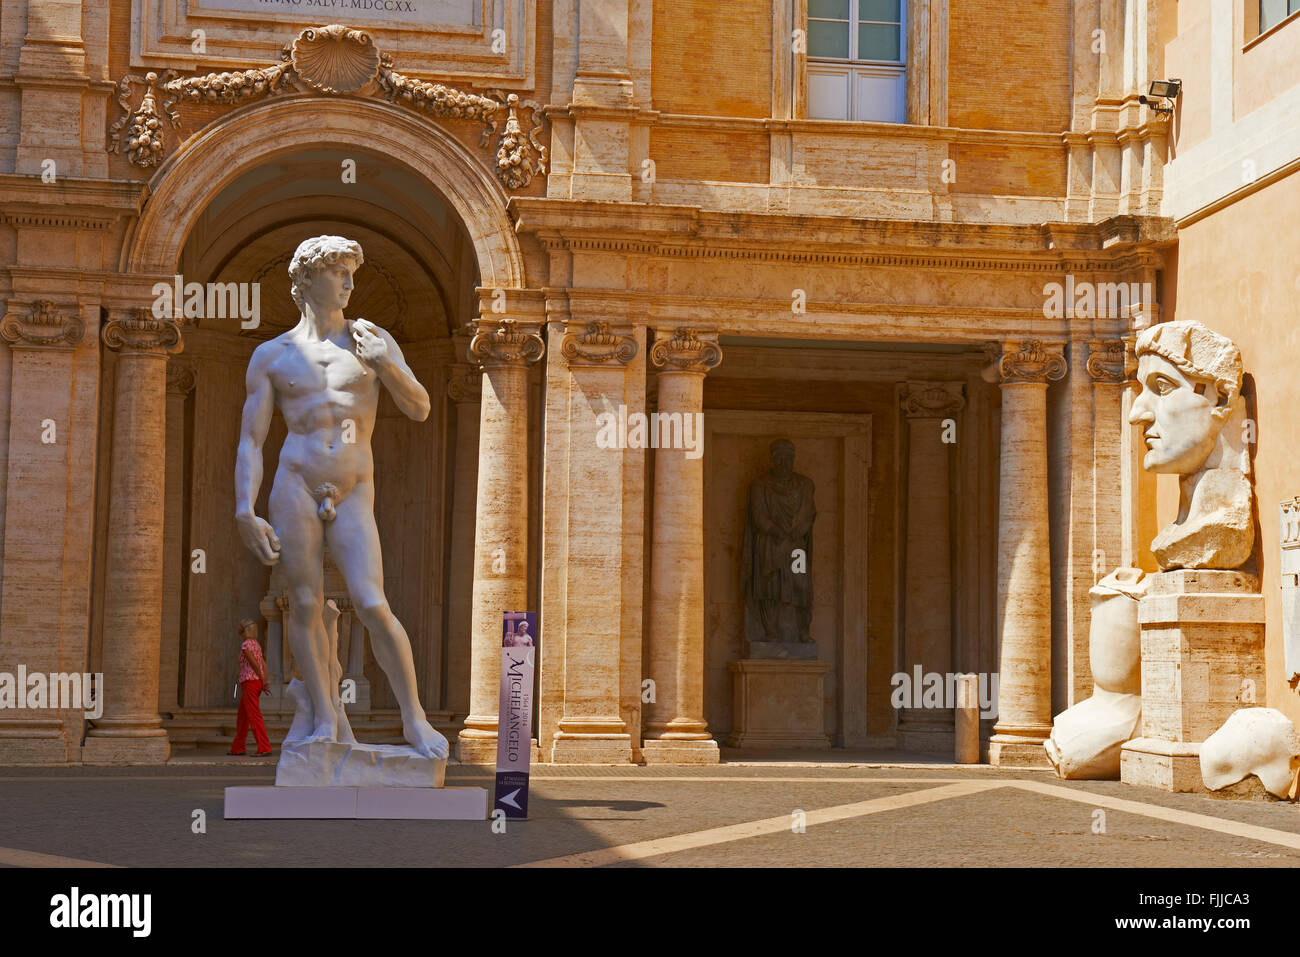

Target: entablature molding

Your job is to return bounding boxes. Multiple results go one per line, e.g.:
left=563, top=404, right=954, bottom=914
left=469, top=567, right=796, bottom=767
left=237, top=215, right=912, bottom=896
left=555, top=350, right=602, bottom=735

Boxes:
left=512, top=199, right=1176, bottom=269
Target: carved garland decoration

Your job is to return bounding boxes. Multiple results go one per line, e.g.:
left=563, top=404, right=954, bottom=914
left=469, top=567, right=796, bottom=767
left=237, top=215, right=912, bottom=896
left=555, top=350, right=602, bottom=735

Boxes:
left=109, top=24, right=548, bottom=190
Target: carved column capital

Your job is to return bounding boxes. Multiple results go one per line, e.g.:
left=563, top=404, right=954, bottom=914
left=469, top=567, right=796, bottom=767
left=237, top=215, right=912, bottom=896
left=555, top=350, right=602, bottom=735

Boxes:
left=0, top=300, right=85, bottom=349
left=447, top=364, right=482, bottom=403
left=987, top=339, right=1067, bottom=385
left=102, top=307, right=183, bottom=356
left=468, top=318, right=545, bottom=367
left=900, top=380, right=966, bottom=418
left=560, top=320, right=637, bottom=365
left=1086, top=338, right=1132, bottom=382
left=166, top=362, right=197, bottom=396
left=650, top=327, right=722, bottom=374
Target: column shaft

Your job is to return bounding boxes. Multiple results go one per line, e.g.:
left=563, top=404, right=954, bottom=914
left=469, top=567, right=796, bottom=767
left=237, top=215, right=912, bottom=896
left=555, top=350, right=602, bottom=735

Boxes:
left=897, top=382, right=964, bottom=747
left=84, top=310, right=180, bottom=764
left=457, top=319, right=542, bottom=764
left=642, top=328, right=722, bottom=764
left=0, top=301, right=87, bottom=764
left=988, top=341, right=1065, bottom=768
left=444, top=365, right=481, bottom=719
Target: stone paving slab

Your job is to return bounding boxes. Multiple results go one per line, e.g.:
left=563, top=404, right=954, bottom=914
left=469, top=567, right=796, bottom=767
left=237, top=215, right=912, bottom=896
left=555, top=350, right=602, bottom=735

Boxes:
left=1, top=764, right=1298, bottom=868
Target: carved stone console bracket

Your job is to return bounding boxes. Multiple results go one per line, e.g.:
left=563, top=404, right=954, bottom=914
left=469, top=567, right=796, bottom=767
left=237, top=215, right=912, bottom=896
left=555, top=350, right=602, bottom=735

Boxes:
left=109, top=24, right=548, bottom=189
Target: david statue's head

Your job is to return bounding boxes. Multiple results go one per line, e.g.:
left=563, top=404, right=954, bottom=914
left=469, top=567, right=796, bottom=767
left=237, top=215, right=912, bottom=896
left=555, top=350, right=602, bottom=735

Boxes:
left=1129, top=320, right=1244, bottom=476
left=770, top=438, right=796, bottom=480
left=289, top=235, right=363, bottom=315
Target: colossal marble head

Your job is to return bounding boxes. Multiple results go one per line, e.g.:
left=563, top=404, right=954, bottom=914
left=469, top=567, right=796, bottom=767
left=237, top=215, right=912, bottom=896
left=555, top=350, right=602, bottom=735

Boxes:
left=1129, top=320, right=1243, bottom=475
left=288, top=235, right=364, bottom=311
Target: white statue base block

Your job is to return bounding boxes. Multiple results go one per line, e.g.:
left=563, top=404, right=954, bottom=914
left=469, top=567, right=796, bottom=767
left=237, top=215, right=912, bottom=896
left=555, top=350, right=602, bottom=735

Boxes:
left=1120, top=569, right=1264, bottom=792
left=276, top=740, right=446, bottom=788
left=223, top=786, right=487, bottom=819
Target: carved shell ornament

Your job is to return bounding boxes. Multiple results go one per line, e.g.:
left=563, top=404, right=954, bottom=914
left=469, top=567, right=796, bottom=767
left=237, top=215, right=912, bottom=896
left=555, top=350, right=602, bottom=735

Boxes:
left=291, top=25, right=380, bottom=94
left=109, top=24, right=547, bottom=189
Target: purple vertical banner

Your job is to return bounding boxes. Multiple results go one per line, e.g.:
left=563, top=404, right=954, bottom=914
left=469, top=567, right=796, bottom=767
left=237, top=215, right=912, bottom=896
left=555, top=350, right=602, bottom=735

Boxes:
left=494, top=611, right=536, bottom=819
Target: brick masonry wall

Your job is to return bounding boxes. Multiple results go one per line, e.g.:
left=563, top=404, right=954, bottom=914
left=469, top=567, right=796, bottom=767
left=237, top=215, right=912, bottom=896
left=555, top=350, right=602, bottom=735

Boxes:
left=947, top=0, right=1072, bottom=133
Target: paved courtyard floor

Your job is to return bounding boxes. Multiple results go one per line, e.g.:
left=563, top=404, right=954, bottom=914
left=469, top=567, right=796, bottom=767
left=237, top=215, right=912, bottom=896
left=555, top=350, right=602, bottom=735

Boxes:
left=2, top=759, right=1300, bottom=868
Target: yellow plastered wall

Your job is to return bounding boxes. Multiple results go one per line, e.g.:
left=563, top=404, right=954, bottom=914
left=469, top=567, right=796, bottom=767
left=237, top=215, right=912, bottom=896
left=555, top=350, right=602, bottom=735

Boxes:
left=1170, top=171, right=1300, bottom=724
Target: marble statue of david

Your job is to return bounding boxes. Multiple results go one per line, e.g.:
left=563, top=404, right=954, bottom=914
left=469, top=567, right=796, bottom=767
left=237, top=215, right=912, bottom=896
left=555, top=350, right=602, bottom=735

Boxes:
left=235, top=235, right=448, bottom=760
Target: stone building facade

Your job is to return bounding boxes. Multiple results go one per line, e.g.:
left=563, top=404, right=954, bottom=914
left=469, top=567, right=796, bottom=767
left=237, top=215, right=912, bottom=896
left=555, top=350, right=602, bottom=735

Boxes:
left=0, top=0, right=1287, bottom=769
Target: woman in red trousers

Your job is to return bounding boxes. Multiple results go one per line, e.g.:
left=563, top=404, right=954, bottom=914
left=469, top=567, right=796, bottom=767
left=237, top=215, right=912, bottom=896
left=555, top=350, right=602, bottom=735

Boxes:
left=229, top=618, right=273, bottom=756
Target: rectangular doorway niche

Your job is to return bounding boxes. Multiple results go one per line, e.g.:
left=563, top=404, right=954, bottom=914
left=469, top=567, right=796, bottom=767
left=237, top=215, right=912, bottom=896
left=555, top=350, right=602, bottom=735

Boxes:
left=703, top=410, right=871, bottom=747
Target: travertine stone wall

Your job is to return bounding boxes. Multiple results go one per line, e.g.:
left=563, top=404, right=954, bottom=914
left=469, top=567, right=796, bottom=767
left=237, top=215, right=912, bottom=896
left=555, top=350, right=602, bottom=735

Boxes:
left=0, top=300, right=97, bottom=764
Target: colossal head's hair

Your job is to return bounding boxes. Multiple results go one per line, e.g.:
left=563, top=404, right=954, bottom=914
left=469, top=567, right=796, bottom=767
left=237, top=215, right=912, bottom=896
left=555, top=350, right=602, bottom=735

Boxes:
left=770, top=438, right=795, bottom=458
left=1134, top=320, right=1243, bottom=408
left=288, top=235, right=363, bottom=310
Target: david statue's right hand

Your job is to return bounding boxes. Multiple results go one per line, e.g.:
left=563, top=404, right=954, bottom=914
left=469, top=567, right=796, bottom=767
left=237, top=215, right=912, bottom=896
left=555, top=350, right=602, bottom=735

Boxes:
left=238, top=514, right=281, bottom=565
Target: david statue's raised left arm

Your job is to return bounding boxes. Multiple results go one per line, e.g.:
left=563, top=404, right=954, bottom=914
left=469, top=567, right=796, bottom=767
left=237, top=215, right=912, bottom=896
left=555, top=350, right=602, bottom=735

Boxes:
left=352, top=318, right=430, bottom=422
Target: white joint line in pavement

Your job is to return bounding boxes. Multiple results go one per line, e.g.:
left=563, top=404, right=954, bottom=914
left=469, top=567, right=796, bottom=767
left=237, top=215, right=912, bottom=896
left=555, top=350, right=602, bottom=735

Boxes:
left=513, top=779, right=1006, bottom=867
left=1008, top=779, right=1300, bottom=851
left=0, top=846, right=119, bottom=868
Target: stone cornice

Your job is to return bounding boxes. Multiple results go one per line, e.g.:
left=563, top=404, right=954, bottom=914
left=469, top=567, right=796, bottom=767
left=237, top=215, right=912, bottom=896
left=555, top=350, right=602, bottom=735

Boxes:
left=102, top=308, right=183, bottom=356
left=511, top=199, right=1176, bottom=268
left=560, top=320, right=637, bottom=365
left=468, top=318, right=544, bottom=366
left=0, top=180, right=143, bottom=228
left=650, top=328, right=722, bottom=374
left=0, top=300, right=85, bottom=349
left=1, top=211, right=115, bottom=231
left=652, top=112, right=1066, bottom=148
left=109, top=24, right=547, bottom=189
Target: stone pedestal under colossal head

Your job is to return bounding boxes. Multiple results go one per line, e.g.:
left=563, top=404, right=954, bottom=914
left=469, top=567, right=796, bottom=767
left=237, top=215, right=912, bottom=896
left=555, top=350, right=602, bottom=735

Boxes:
left=234, top=234, right=448, bottom=783
left=1128, top=319, right=1253, bottom=570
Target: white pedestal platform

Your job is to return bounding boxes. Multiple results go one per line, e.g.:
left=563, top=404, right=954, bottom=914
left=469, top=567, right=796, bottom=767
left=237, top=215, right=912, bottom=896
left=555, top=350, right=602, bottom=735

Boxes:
left=224, top=786, right=488, bottom=820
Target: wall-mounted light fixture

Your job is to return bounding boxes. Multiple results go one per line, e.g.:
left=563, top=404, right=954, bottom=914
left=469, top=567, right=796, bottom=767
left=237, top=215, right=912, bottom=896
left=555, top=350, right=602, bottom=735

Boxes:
left=1138, top=79, right=1182, bottom=114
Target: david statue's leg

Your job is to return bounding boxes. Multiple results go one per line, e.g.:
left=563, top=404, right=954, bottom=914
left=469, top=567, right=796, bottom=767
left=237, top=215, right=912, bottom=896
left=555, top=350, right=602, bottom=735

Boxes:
left=327, top=485, right=449, bottom=760
left=269, top=477, right=338, bottom=745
